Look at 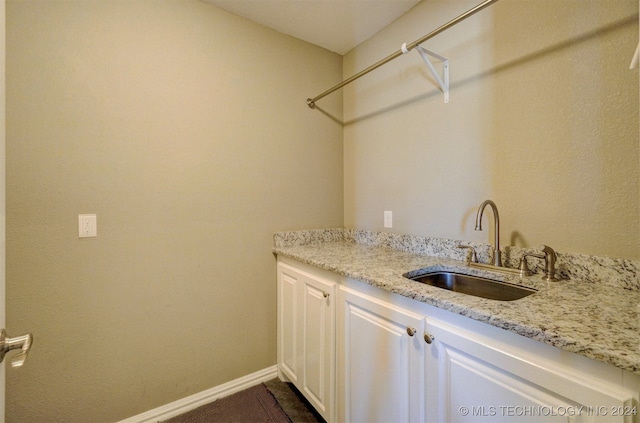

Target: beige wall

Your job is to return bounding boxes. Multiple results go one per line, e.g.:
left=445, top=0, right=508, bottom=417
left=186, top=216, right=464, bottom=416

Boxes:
left=5, top=0, right=639, bottom=421
left=344, top=0, right=639, bottom=260
left=6, top=1, right=342, bottom=421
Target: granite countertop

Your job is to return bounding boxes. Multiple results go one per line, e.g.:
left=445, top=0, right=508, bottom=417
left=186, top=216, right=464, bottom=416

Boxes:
left=273, top=230, right=640, bottom=375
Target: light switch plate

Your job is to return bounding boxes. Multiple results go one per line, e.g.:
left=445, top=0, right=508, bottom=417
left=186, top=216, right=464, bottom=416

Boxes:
left=78, top=214, right=97, bottom=238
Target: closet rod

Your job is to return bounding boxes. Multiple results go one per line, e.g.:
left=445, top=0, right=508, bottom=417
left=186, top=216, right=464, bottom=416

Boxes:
left=306, top=0, right=499, bottom=108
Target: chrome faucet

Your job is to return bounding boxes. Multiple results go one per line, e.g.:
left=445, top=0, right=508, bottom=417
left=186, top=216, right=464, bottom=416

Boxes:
left=475, top=200, right=502, bottom=267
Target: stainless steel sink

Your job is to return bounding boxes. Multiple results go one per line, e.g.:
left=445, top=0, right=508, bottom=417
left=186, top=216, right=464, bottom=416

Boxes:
left=406, top=272, right=536, bottom=301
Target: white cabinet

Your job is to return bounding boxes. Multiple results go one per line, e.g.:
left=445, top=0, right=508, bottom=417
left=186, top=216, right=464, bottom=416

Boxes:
left=276, top=259, right=640, bottom=423
left=337, top=285, right=425, bottom=423
left=277, top=258, right=336, bottom=422
left=425, top=317, right=639, bottom=423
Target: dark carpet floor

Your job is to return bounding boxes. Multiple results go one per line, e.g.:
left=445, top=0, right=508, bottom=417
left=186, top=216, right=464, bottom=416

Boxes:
left=263, top=378, right=325, bottom=423
left=163, top=378, right=325, bottom=423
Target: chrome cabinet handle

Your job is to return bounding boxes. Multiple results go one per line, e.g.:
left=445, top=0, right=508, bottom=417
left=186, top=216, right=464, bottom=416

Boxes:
left=323, top=292, right=330, bottom=298
left=0, top=329, right=33, bottom=367
left=406, top=327, right=416, bottom=336
left=424, top=333, right=435, bottom=344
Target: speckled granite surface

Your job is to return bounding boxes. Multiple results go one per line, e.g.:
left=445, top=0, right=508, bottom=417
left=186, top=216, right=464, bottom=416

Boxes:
left=273, top=228, right=640, bottom=374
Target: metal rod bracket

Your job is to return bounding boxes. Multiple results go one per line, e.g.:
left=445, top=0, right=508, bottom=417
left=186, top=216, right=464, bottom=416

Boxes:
left=305, top=0, right=498, bottom=107
left=414, top=45, right=449, bottom=103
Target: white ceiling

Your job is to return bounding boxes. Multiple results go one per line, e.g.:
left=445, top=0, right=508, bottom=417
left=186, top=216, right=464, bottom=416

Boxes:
left=201, top=0, right=422, bottom=55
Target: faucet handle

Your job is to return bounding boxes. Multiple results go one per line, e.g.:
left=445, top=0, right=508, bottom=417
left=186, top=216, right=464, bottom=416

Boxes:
left=519, top=252, right=544, bottom=277
left=456, top=245, right=477, bottom=264
left=521, top=247, right=560, bottom=281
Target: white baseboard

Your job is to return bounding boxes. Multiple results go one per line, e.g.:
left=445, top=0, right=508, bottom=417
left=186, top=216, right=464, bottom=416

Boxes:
left=118, top=365, right=279, bottom=423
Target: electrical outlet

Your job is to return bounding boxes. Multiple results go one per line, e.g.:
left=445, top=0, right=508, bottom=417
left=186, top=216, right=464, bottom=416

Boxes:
left=78, top=214, right=97, bottom=238
left=384, top=211, right=393, bottom=228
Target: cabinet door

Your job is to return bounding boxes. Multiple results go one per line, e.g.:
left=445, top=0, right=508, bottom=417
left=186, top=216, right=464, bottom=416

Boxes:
left=300, top=271, right=335, bottom=420
left=277, top=262, right=300, bottom=384
left=338, top=286, right=424, bottom=423
left=277, top=260, right=336, bottom=422
left=425, top=318, right=638, bottom=423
